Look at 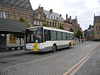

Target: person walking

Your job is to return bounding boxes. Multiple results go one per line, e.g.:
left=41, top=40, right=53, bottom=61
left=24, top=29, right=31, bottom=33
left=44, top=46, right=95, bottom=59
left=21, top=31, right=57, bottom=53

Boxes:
left=82, top=38, right=84, bottom=43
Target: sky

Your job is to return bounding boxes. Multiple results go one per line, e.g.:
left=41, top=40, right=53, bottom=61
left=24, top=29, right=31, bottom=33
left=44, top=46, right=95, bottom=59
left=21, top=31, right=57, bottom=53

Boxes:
left=30, top=0, right=100, bottom=31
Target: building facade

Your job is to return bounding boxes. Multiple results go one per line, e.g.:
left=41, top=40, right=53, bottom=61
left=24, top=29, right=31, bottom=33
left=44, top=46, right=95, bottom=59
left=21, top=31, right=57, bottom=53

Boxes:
left=0, top=0, right=33, bottom=26
left=64, top=14, right=73, bottom=31
left=33, top=6, right=46, bottom=26
left=94, top=15, right=100, bottom=40
left=43, top=9, right=64, bottom=29
left=87, top=25, right=94, bottom=40
left=83, top=30, right=87, bottom=40
left=71, top=16, right=82, bottom=33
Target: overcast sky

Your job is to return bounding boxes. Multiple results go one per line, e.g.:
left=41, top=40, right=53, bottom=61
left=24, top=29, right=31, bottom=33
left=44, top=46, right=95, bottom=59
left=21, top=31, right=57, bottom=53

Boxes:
left=30, top=0, right=100, bottom=31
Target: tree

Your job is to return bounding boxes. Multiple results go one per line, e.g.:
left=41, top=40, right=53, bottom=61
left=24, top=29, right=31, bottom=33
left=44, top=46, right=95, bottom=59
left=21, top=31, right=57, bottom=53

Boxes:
left=58, top=24, right=64, bottom=30
left=19, top=17, right=27, bottom=22
left=19, top=17, right=31, bottom=27
left=42, top=22, right=49, bottom=27
left=75, top=30, right=83, bottom=38
left=70, top=28, right=74, bottom=32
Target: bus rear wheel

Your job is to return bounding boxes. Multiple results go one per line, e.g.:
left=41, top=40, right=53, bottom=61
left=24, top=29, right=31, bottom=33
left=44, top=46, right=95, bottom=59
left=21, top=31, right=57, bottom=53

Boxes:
left=52, top=45, right=57, bottom=52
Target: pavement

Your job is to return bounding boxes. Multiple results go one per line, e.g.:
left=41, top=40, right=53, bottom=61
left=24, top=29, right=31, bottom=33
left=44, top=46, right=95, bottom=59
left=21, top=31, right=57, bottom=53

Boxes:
left=75, top=44, right=100, bottom=75
left=0, top=50, right=27, bottom=58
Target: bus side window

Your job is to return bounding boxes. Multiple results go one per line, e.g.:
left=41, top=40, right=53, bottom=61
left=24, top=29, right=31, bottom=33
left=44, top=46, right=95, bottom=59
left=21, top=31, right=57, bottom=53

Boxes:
left=44, top=30, right=51, bottom=41
left=57, top=32, right=61, bottom=40
left=66, top=33, right=69, bottom=40
left=51, top=31, right=57, bottom=40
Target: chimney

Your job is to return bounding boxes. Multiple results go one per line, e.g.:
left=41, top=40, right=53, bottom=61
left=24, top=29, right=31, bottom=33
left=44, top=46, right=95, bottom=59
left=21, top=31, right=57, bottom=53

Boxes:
left=50, top=9, right=53, bottom=13
left=60, top=14, right=62, bottom=17
left=75, top=15, right=77, bottom=19
left=66, top=14, right=68, bottom=21
left=41, top=7, right=43, bottom=11
left=70, top=16, right=71, bottom=20
left=69, top=16, right=72, bottom=23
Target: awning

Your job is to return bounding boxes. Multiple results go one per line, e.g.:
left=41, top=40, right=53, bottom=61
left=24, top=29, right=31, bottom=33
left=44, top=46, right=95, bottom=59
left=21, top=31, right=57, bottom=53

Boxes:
left=0, top=18, right=28, bottom=34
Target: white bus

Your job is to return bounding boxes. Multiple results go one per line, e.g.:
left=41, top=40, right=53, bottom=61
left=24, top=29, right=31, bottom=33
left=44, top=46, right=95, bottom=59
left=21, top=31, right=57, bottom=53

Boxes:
left=25, top=26, right=74, bottom=52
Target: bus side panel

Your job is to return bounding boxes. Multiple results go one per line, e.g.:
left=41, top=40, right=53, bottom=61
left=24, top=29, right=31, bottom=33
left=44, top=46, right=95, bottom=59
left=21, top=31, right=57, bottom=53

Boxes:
left=39, top=41, right=53, bottom=52
left=52, top=40, right=71, bottom=49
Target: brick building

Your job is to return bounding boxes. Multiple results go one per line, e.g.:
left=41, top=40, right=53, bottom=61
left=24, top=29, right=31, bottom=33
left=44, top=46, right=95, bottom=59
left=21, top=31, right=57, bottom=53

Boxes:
left=64, top=14, right=73, bottom=31
left=71, top=16, right=82, bottom=33
left=94, top=15, right=100, bottom=40
left=0, top=0, right=33, bottom=26
left=43, top=9, right=64, bottom=29
left=33, top=6, right=46, bottom=26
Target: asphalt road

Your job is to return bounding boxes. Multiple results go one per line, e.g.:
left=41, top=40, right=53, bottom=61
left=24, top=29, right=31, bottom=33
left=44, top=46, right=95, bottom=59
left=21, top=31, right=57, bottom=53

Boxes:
left=0, top=41, right=100, bottom=75
left=75, top=42, right=100, bottom=75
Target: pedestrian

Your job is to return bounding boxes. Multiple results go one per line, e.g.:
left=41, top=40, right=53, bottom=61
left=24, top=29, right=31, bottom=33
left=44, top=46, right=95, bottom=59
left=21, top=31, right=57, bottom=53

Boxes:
left=82, top=38, right=84, bottom=43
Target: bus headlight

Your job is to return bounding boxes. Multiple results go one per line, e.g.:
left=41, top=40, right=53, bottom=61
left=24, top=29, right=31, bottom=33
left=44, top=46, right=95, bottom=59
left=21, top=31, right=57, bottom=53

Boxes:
left=40, top=46, right=45, bottom=49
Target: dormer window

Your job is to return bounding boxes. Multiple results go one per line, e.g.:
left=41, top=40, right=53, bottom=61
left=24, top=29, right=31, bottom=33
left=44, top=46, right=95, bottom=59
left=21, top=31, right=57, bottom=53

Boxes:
left=5, top=2, right=8, bottom=6
left=50, top=15, right=52, bottom=19
left=11, top=3, right=14, bottom=6
left=57, top=17, right=58, bottom=20
left=54, top=16, right=55, bottom=19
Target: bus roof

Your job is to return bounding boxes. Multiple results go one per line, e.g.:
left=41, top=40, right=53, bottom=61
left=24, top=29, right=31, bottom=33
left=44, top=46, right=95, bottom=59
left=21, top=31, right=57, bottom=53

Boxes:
left=27, top=26, right=74, bottom=34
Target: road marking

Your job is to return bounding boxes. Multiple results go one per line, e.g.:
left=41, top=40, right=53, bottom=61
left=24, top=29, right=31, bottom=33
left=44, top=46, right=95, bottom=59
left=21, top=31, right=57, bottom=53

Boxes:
left=63, top=45, right=100, bottom=75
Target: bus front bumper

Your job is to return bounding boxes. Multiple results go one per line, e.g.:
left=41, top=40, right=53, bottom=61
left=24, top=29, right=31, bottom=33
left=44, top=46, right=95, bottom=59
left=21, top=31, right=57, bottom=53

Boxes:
left=25, top=47, right=52, bottom=52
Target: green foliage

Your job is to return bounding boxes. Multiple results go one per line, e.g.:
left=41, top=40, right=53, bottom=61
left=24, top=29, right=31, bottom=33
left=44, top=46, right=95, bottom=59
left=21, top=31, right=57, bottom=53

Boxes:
left=19, top=17, right=27, bottom=22
left=28, top=24, right=31, bottom=28
left=75, top=30, right=83, bottom=38
left=42, top=22, right=49, bottom=27
left=58, top=24, right=64, bottom=30
left=70, top=28, right=74, bottom=32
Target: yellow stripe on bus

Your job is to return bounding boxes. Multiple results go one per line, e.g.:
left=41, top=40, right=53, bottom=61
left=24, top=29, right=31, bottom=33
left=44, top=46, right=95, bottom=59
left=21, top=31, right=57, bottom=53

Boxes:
left=33, top=43, right=38, bottom=52
left=71, top=40, right=73, bottom=47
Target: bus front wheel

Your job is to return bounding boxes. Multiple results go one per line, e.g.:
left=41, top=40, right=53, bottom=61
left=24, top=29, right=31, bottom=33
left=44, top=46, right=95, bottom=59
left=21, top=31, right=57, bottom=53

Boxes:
left=52, top=44, right=57, bottom=52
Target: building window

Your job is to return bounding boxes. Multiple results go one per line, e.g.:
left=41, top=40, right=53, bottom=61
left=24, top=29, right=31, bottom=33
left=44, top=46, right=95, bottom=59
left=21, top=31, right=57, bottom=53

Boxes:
left=54, top=16, right=55, bottom=19
left=99, top=26, right=100, bottom=31
left=28, top=15, right=31, bottom=21
left=40, top=22, right=43, bottom=25
left=0, top=11, right=3, bottom=18
left=57, top=17, right=58, bottom=20
left=11, top=12, right=15, bottom=20
left=96, top=26, right=98, bottom=31
left=50, top=15, right=52, bottom=19
left=47, top=21, right=49, bottom=26
left=0, top=11, right=6, bottom=18
left=53, top=22, right=54, bottom=27
left=38, top=14, right=41, bottom=19
left=34, top=21, right=36, bottom=25
left=17, top=13, right=20, bottom=20
left=55, top=23, right=56, bottom=27
left=23, top=14, right=26, bottom=20
left=50, top=22, right=51, bottom=26
left=5, top=11, right=8, bottom=18
left=37, top=21, right=39, bottom=25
